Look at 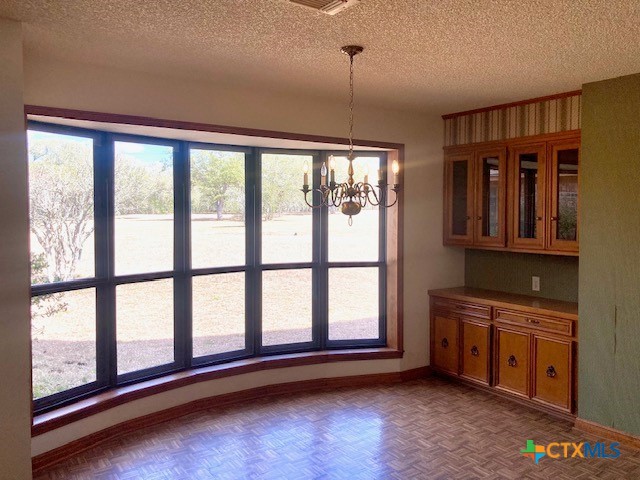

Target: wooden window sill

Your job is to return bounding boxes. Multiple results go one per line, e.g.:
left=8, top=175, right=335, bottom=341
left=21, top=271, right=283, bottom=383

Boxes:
left=32, top=347, right=403, bottom=437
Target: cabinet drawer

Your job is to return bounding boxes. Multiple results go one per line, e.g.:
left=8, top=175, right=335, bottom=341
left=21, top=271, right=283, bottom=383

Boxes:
left=461, top=321, right=490, bottom=385
left=495, top=308, right=573, bottom=336
left=432, top=298, right=491, bottom=320
left=533, top=336, right=571, bottom=410
left=433, top=315, right=459, bottom=374
left=495, top=328, right=529, bottom=397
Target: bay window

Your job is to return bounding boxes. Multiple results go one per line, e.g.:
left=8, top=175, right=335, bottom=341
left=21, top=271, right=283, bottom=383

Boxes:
left=28, top=121, right=388, bottom=414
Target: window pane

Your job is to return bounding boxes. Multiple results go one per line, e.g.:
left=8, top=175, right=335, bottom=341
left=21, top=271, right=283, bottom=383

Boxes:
left=556, top=148, right=579, bottom=241
left=193, top=273, right=245, bottom=357
left=329, top=155, right=380, bottom=262
left=452, top=160, right=469, bottom=236
left=114, top=141, right=174, bottom=275
left=116, top=279, right=174, bottom=374
left=518, top=153, right=539, bottom=239
left=480, top=156, right=500, bottom=238
left=31, top=288, right=96, bottom=399
left=191, top=149, right=245, bottom=268
left=28, top=130, right=95, bottom=284
left=262, top=154, right=313, bottom=264
left=329, top=268, right=379, bottom=340
left=262, top=269, right=312, bottom=346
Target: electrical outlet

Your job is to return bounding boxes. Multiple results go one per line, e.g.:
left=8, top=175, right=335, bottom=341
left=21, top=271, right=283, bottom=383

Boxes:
left=532, top=276, right=540, bottom=292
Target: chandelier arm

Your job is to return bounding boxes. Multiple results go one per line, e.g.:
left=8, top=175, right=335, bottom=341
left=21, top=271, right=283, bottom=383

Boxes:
left=379, top=188, right=400, bottom=208
left=365, top=184, right=382, bottom=205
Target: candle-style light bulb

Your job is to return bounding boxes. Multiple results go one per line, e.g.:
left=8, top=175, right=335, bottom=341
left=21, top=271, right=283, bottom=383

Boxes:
left=303, top=162, right=309, bottom=188
left=392, top=160, right=399, bottom=185
left=364, top=166, right=369, bottom=192
left=321, top=162, right=327, bottom=186
left=329, top=156, right=336, bottom=184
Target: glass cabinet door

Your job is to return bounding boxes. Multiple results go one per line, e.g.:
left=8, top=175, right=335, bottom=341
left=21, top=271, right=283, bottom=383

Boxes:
left=548, top=141, right=579, bottom=251
left=444, top=153, right=474, bottom=245
left=510, top=144, right=546, bottom=249
left=474, top=148, right=506, bottom=246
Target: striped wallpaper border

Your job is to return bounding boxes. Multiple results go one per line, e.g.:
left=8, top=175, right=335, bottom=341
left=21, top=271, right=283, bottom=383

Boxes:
left=444, top=92, right=581, bottom=147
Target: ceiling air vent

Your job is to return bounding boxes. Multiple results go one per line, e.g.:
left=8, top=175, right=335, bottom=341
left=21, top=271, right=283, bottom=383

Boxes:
left=288, top=0, right=360, bottom=15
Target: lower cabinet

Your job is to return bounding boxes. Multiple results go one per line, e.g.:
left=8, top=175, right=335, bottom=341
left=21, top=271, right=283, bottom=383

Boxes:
left=532, top=336, right=572, bottom=411
left=432, top=315, right=459, bottom=375
left=495, top=327, right=530, bottom=397
left=430, top=293, right=577, bottom=416
left=461, top=320, right=490, bottom=385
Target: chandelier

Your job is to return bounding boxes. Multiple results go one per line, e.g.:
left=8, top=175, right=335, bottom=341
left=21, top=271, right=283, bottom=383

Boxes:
left=301, top=45, right=400, bottom=225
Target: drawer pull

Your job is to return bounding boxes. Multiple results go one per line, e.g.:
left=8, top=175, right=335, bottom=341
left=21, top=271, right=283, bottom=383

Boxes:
left=470, top=345, right=479, bottom=357
left=546, top=365, right=557, bottom=378
left=507, top=355, right=517, bottom=367
left=526, top=318, right=540, bottom=324
left=441, top=338, right=449, bottom=348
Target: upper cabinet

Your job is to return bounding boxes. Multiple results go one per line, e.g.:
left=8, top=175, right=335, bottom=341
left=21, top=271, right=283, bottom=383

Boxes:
left=443, top=132, right=580, bottom=256
left=444, top=148, right=507, bottom=247
left=475, top=148, right=507, bottom=247
left=509, top=143, right=546, bottom=250
left=443, top=153, right=474, bottom=245
left=547, top=140, right=580, bottom=253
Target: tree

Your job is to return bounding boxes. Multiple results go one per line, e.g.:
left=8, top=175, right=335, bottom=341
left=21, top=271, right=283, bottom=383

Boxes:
left=30, top=253, right=67, bottom=323
left=261, top=155, right=310, bottom=220
left=29, top=138, right=94, bottom=282
left=191, top=150, right=244, bottom=219
left=114, top=155, right=173, bottom=215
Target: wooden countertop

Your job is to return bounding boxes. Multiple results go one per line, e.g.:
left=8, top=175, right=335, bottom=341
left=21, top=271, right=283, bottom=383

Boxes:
left=428, top=287, right=578, bottom=321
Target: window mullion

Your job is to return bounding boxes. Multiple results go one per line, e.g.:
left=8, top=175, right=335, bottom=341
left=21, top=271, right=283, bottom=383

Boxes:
left=174, top=141, right=190, bottom=369
left=316, top=151, right=329, bottom=350
left=98, top=133, right=118, bottom=388
left=253, top=149, right=263, bottom=355
left=245, top=147, right=258, bottom=357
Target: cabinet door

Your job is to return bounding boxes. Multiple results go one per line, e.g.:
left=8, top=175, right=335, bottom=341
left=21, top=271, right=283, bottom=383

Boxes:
left=532, top=336, right=572, bottom=411
left=495, top=327, right=530, bottom=397
left=444, top=153, right=474, bottom=245
left=461, top=320, right=491, bottom=385
left=474, top=148, right=507, bottom=246
left=432, top=315, right=459, bottom=374
left=547, top=140, right=579, bottom=252
left=509, top=144, right=546, bottom=249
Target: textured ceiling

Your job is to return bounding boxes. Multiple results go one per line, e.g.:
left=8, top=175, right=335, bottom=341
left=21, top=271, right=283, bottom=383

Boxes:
left=2, top=0, right=640, bottom=114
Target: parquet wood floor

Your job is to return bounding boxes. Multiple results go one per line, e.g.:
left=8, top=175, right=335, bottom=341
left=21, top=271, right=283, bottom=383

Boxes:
left=35, top=377, right=640, bottom=479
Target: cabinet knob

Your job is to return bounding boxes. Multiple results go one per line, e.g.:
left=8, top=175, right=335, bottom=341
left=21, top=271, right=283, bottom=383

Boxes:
left=507, top=355, right=517, bottom=367
left=466, top=216, right=471, bottom=220
left=477, top=216, right=482, bottom=220
left=546, top=365, right=557, bottom=378
left=536, top=216, right=543, bottom=221
left=470, top=345, right=479, bottom=357
left=551, top=216, right=558, bottom=221
left=526, top=318, right=540, bottom=324
left=441, top=338, right=449, bottom=348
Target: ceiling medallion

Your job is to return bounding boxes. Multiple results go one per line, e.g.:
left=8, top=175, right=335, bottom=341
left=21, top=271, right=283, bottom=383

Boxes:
left=301, top=45, right=400, bottom=225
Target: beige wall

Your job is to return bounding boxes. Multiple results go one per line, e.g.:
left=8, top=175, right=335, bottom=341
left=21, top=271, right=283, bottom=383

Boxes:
left=0, top=18, right=34, bottom=479
left=23, top=55, right=464, bottom=454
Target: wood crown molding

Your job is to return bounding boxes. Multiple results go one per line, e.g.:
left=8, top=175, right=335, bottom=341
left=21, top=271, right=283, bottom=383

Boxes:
left=24, top=105, right=405, bottom=151
left=574, top=418, right=640, bottom=450
left=441, top=90, right=582, bottom=120
left=442, top=129, right=581, bottom=153
left=32, top=366, right=430, bottom=475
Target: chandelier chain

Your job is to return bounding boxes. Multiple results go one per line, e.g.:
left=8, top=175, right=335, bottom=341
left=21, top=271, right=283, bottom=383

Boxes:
left=349, top=52, right=354, bottom=157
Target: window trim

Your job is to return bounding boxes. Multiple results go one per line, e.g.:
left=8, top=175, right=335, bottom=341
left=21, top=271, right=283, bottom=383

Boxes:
left=26, top=106, right=404, bottom=417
